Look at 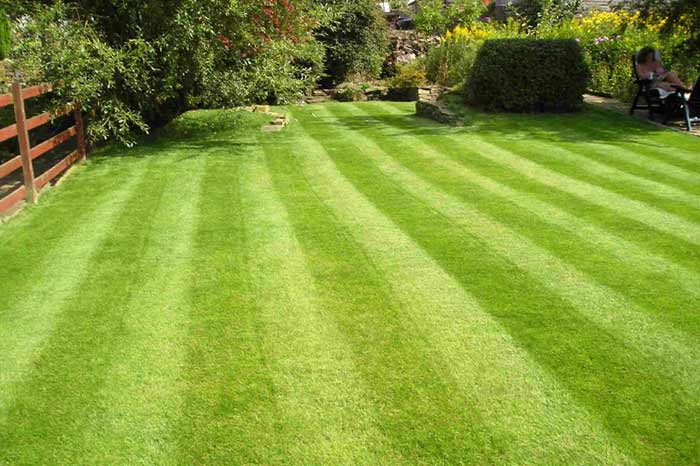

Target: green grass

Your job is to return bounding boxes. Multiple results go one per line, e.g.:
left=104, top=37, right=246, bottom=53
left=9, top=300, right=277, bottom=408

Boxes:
left=1, top=102, right=699, bottom=466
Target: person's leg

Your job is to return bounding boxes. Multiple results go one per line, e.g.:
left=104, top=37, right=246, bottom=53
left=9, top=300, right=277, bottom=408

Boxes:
left=663, top=71, right=687, bottom=88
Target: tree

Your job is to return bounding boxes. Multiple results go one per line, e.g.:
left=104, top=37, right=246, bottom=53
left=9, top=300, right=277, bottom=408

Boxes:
left=315, top=0, right=390, bottom=85
left=7, top=0, right=325, bottom=144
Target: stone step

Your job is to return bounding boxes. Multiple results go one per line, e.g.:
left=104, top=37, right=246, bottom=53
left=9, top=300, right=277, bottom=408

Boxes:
left=305, top=96, right=331, bottom=104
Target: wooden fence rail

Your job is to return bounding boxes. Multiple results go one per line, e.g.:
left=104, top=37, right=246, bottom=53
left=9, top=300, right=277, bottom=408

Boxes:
left=0, top=79, right=86, bottom=215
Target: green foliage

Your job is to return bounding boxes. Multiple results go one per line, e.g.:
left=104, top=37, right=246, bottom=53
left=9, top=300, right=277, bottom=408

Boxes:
left=414, top=0, right=485, bottom=35
left=334, top=82, right=368, bottom=102
left=388, top=62, right=427, bottom=89
left=536, top=9, right=697, bottom=99
left=315, top=0, right=390, bottom=85
left=0, top=9, right=9, bottom=60
left=7, top=0, right=325, bottom=146
left=466, top=38, right=589, bottom=112
left=12, top=3, right=153, bottom=146
left=385, top=62, right=426, bottom=100
left=199, top=39, right=325, bottom=107
left=508, top=0, right=581, bottom=31
left=629, top=0, right=700, bottom=69
left=422, top=9, right=697, bottom=102
left=425, top=38, right=479, bottom=87
left=423, top=21, right=523, bottom=87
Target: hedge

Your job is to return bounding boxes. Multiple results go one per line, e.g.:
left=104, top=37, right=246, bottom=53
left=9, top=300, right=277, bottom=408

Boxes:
left=465, top=39, right=590, bottom=112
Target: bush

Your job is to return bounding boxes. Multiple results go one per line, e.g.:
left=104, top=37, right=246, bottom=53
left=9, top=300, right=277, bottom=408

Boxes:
left=7, top=0, right=325, bottom=146
left=414, top=0, right=485, bottom=36
left=465, top=38, right=589, bottom=112
left=424, top=21, right=523, bottom=87
left=334, top=82, right=368, bottom=102
left=316, top=0, right=389, bottom=86
left=388, top=62, right=427, bottom=89
left=424, top=26, right=482, bottom=86
left=386, top=62, right=427, bottom=101
left=508, top=0, right=581, bottom=31
left=11, top=3, right=153, bottom=146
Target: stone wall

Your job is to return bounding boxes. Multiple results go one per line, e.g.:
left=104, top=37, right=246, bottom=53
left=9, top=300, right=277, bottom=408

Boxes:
left=495, top=0, right=625, bottom=13
left=389, top=30, right=438, bottom=66
left=582, top=0, right=624, bottom=11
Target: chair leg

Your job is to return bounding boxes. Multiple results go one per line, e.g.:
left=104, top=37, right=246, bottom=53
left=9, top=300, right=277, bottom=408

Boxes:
left=683, top=103, right=692, bottom=131
left=630, top=93, right=640, bottom=115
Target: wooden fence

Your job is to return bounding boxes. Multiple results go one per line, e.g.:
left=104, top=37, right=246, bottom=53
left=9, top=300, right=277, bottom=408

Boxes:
left=0, top=79, right=86, bottom=215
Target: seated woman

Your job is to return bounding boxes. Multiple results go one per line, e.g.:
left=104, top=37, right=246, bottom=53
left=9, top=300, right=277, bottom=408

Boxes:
left=636, top=47, right=688, bottom=99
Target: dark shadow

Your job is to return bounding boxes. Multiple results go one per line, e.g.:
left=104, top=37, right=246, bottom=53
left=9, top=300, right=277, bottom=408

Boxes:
left=321, top=106, right=685, bottom=148
left=86, top=109, right=263, bottom=165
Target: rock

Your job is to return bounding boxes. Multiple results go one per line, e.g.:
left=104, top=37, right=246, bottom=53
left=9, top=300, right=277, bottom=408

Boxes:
left=305, top=96, right=331, bottom=104
left=416, top=100, right=463, bottom=126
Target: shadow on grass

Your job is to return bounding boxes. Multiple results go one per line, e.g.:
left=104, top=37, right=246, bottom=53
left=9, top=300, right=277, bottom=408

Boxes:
left=87, top=109, right=265, bottom=165
left=327, top=105, right=678, bottom=149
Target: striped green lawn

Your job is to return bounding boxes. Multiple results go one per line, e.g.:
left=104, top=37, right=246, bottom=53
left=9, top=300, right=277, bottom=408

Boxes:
left=1, top=102, right=699, bottom=466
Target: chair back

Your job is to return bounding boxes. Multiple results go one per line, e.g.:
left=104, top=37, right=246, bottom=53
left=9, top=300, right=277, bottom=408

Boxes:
left=632, top=52, right=644, bottom=82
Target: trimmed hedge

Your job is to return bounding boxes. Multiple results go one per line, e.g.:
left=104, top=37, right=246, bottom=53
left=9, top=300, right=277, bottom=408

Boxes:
left=465, top=39, right=590, bottom=112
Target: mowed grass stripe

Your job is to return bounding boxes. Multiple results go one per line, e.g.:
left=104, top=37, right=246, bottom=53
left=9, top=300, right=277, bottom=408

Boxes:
left=82, top=154, right=206, bottom=465
left=384, top=102, right=700, bottom=272
left=0, top=155, right=184, bottom=465
left=176, top=143, right=284, bottom=465
left=370, top=102, right=700, bottom=331
left=339, top=102, right=700, bottom=389
left=465, top=104, right=700, bottom=172
left=453, top=135, right=700, bottom=246
left=562, top=142, right=700, bottom=192
left=0, top=158, right=118, bottom=252
left=264, top=124, right=518, bottom=466
left=482, top=137, right=700, bottom=224
left=459, top=104, right=700, bottom=192
left=307, top=103, right=697, bottom=465
left=555, top=108, right=700, bottom=171
left=0, top=157, right=150, bottom=416
left=0, top=156, right=147, bottom=315
left=286, top=108, right=634, bottom=466
left=242, top=153, right=397, bottom=465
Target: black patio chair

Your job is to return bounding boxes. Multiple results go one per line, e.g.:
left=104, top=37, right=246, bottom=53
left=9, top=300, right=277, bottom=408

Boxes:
left=629, top=52, right=665, bottom=119
left=630, top=52, right=700, bottom=131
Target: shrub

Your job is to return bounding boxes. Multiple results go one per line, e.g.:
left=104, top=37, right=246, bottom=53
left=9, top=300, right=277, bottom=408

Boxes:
left=424, top=21, right=522, bottom=87
left=388, top=62, right=427, bottom=89
left=415, top=0, right=486, bottom=36
left=8, top=0, right=325, bottom=145
left=465, top=38, right=589, bottom=112
left=386, top=62, right=427, bottom=101
left=425, top=26, right=482, bottom=86
left=11, top=3, right=153, bottom=146
left=508, top=0, right=581, bottom=31
left=316, top=0, right=389, bottom=86
left=334, top=82, right=367, bottom=102
left=0, top=9, right=9, bottom=60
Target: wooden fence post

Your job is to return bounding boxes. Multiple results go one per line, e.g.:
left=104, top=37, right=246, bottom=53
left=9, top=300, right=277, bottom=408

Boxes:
left=11, top=79, right=37, bottom=204
left=73, top=102, right=86, bottom=161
